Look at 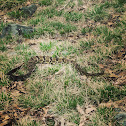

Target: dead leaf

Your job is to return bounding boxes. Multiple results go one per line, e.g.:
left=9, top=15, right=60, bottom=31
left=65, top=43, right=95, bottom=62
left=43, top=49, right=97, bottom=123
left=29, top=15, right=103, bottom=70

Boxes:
left=26, top=1, right=31, bottom=6
left=1, top=114, right=10, bottom=120
left=115, top=97, right=126, bottom=111
left=1, top=86, right=7, bottom=94
left=105, top=68, right=118, bottom=78
left=114, top=76, right=126, bottom=86
left=12, top=104, right=19, bottom=109
left=77, top=105, right=96, bottom=126
left=79, top=115, right=87, bottom=126
left=108, top=22, right=114, bottom=27
left=111, top=59, right=126, bottom=65
left=77, top=104, right=85, bottom=115
left=42, top=107, right=48, bottom=117
left=14, top=112, right=18, bottom=117
left=99, top=102, right=117, bottom=108
left=24, top=107, right=31, bottom=115
left=0, top=120, right=9, bottom=126
left=99, top=97, right=126, bottom=111
left=98, top=64, right=105, bottom=69
left=11, top=90, right=21, bottom=97
left=61, top=117, right=65, bottom=126
left=55, top=66, right=66, bottom=75
left=108, top=122, right=112, bottom=126
left=3, top=16, right=7, bottom=23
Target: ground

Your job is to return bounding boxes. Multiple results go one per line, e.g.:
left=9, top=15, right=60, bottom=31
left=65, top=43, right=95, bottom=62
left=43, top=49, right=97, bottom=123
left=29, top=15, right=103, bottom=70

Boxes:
left=0, top=0, right=126, bottom=125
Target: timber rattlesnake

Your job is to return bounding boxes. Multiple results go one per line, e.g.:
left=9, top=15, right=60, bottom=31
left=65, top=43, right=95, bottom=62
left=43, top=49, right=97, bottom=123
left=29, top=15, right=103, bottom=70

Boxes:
left=7, top=56, right=104, bottom=81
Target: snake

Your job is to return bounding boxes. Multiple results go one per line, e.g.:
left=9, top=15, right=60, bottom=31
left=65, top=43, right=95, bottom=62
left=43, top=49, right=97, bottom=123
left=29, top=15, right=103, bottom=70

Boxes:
left=7, top=56, right=104, bottom=81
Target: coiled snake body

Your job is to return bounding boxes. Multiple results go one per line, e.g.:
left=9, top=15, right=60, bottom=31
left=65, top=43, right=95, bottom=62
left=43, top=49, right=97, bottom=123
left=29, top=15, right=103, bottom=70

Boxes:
left=7, top=56, right=104, bottom=81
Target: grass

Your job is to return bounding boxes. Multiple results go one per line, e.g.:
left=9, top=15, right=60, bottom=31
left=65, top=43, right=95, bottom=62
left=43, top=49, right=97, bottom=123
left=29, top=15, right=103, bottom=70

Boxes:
left=55, top=0, right=67, bottom=5
left=0, top=92, right=12, bottom=110
left=0, top=0, right=27, bottom=10
left=88, top=85, right=126, bottom=106
left=17, top=120, right=41, bottom=126
left=64, top=11, right=83, bottom=22
left=81, top=27, right=93, bottom=35
left=98, top=85, right=126, bottom=102
left=0, top=45, right=7, bottom=52
left=0, top=0, right=126, bottom=125
left=100, top=0, right=126, bottom=13
left=28, top=20, right=77, bottom=37
left=18, top=68, right=85, bottom=124
left=93, top=25, right=125, bottom=47
left=0, top=22, right=5, bottom=33
left=8, top=10, right=25, bottom=19
left=15, top=44, right=29, bottom=51
left=40, top=41, right=53, bottom=52
left=29, top=17, right=45, bottom=26
left=80, top=40, right=94, bottom=50
left=39, top=0, right=53, bottom=6
left=23, top=26, right=54, bottom=38
left=52, top=44, right=79, bottom=57
left=38, top=8, right=63, bottom=18
left=50, top=21, right=77, bottom=34
left=85, top=0, right=126, bottom=22
left=96, top=107, right=116, bottom=125
left=14, top=43, right=36, bottom=58
left=84, top=5, right=109, bottom=22
left=78, top=0, right=83, bottom=6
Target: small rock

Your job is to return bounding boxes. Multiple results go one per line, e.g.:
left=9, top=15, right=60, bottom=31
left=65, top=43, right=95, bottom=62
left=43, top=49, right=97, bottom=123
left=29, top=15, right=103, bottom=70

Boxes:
left=114, top=112, right=126, bottom=126
left=0, top=24, right=34, bottom=38
left=19, top=4, right=37, bottom=17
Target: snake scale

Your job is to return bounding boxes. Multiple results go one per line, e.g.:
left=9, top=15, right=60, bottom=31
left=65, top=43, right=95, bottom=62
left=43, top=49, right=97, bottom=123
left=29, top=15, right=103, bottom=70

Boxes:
left=7, top=56, right=104, bottom=81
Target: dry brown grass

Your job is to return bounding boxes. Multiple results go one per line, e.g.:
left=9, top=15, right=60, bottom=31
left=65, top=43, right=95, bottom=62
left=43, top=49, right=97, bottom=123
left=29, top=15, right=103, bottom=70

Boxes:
left=0, top=0, right=126, bottom=125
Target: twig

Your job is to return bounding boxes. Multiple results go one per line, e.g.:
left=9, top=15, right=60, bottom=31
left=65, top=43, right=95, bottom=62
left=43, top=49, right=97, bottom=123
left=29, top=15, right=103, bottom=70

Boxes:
left=58, top=0, right=71, bottom=11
